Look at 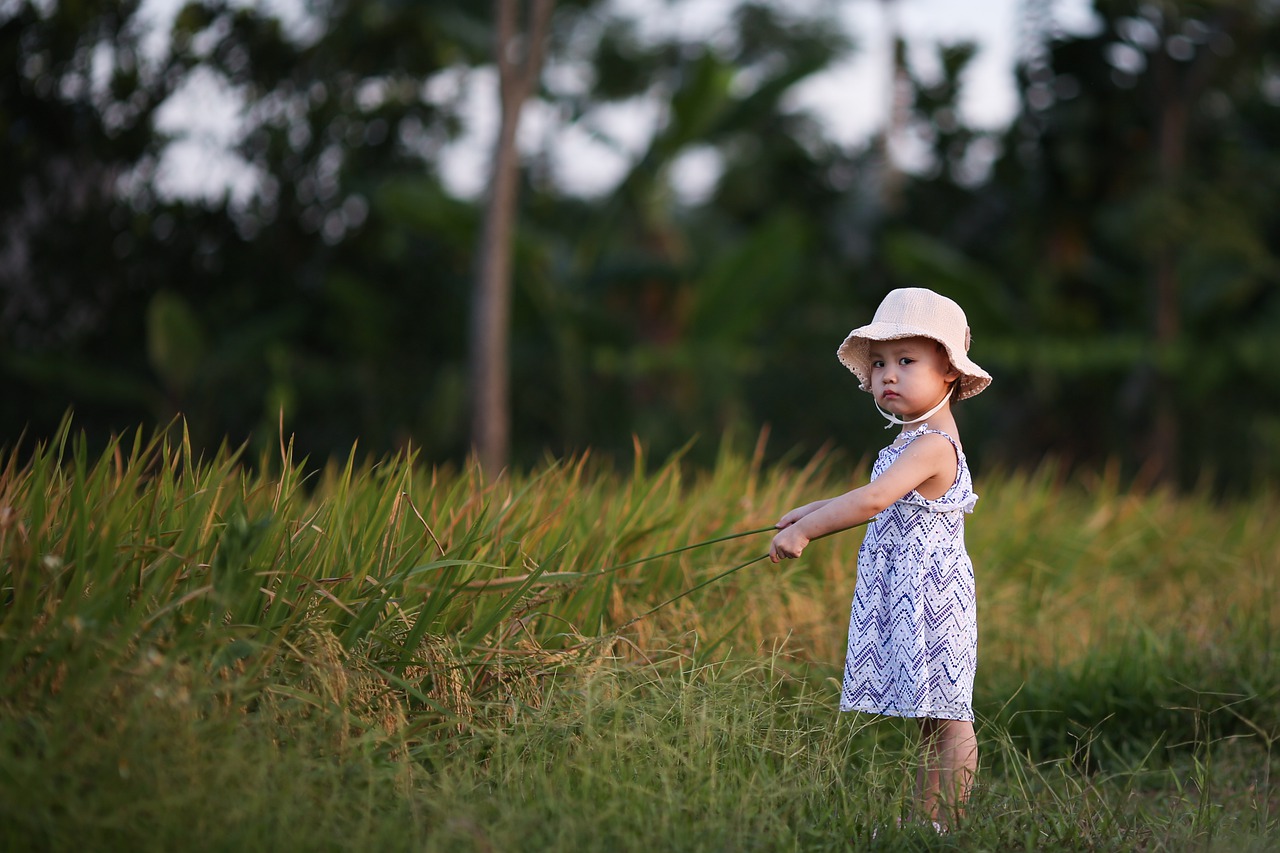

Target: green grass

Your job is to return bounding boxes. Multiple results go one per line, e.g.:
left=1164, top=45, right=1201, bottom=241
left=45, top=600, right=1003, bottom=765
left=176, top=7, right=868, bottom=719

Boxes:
left=1, top=420, right=1276, bottom=850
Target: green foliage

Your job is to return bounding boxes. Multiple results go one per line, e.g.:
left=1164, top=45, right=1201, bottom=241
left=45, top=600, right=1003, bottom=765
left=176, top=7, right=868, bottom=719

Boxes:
left=5, top=0, right=1280, bottom=485
left=146, top=290, right=208, bottom=396
left=951, top=0, right=1280, bottom=486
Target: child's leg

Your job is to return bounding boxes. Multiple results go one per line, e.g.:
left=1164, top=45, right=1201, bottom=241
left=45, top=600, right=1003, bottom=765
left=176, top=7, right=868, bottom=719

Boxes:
left=914, top=717, right=978, bottom=828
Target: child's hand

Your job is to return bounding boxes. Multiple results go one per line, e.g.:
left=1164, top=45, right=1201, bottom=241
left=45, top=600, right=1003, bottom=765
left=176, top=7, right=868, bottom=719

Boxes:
left=770, top=525, right=810, bottom=563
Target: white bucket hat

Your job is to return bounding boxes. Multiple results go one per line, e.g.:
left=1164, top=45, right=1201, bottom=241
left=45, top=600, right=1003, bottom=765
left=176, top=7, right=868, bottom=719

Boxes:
left=836, top=287, right=992, bottom=400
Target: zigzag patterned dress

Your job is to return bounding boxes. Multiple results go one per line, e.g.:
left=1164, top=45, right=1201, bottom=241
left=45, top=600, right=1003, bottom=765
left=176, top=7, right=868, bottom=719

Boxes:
left=840, top=425, right=978, bottom=722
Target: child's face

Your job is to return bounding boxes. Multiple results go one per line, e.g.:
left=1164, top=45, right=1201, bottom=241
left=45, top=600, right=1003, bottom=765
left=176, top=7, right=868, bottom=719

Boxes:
left=868, top=337, right=960, bottom=421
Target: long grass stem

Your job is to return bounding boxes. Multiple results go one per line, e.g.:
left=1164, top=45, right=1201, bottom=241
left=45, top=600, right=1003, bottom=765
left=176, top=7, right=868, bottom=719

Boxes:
left=579, top=524, right=779, bottom=578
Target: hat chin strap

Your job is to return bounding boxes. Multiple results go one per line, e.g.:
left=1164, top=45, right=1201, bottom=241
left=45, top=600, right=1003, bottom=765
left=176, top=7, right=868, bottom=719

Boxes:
left=875, top=386, right=954, bottom=430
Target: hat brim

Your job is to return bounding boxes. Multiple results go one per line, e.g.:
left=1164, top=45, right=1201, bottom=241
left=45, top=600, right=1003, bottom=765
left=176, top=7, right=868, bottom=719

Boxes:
left=836, top=323, right=991, bottom=401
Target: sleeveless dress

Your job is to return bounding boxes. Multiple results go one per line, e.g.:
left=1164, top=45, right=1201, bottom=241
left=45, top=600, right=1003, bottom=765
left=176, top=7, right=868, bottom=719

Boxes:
left=840, top=425, right=978, bottom=722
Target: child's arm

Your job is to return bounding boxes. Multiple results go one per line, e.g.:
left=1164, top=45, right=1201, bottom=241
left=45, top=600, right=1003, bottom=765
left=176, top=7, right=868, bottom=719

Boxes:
left=776, top=498, right=834, bottom=527
left=770, top=434, right=958, bottom=563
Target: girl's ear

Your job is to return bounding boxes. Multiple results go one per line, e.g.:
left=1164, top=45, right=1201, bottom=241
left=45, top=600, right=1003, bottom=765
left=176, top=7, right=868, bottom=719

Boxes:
left=936, top=343, right=961, bottom=383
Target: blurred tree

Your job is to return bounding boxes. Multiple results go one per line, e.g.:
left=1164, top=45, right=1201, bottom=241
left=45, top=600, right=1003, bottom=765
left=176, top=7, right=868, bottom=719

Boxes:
left=0, top=1, right=195, bottom=438
left=471, top=0, right=554, bottom=476
left=5, top=0, right=1278, bottom=490
left=959, top=0, right=1280, bottom=485
left=142, top=0, right=491, bottom=457
left=520, top=2, right=858, bottom=462
left=0, top=0, right=491, bottom=455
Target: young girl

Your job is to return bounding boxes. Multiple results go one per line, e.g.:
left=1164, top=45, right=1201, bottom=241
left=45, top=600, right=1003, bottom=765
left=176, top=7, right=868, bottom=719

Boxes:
left=769, top=287, right=991, bottom=833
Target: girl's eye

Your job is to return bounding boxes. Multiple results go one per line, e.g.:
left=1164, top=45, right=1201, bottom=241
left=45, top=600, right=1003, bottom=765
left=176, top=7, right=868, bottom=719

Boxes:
left=899, top=358, right=914, bottom=366
left=871, top=360, right=884, bottom=368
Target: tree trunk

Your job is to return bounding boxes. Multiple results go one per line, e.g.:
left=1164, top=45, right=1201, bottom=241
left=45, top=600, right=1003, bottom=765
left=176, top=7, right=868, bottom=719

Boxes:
left=1147, top=12, right=1220, bottom=483
left=1149, top=91, right=1184, bottom=484
left=469, top=0, right=554, bottom=476
left=878, top=0, right=908, bottom=212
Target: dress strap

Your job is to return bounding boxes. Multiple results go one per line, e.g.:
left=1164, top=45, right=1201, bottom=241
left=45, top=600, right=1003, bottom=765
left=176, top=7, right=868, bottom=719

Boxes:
left=921, top=425, right=962, bottom=450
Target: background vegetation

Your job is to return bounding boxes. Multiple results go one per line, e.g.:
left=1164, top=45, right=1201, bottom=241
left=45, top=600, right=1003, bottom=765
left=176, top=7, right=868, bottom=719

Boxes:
left=3, top=0, right=1279, bottom=487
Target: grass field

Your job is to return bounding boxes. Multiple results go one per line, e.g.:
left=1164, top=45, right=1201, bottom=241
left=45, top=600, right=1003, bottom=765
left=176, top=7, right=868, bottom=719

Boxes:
left=1, top=422, right=1276, bottom=850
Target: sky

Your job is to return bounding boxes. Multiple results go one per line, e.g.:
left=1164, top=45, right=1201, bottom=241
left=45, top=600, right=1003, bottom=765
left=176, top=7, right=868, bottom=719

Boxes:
left=143, top=0, right=1101, bottom=206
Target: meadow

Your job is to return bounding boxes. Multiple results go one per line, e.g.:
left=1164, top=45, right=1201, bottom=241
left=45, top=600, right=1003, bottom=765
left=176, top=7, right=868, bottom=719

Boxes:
left=1, top=421, right=1276, bottom=851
